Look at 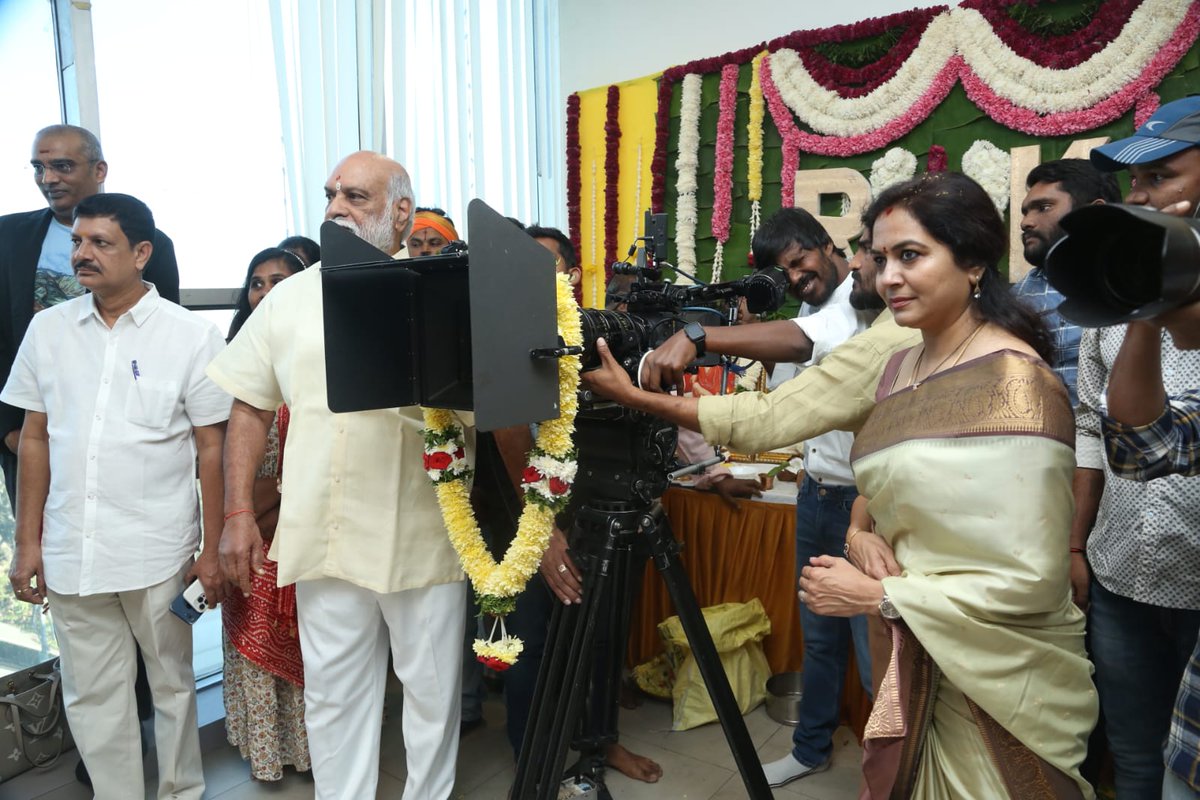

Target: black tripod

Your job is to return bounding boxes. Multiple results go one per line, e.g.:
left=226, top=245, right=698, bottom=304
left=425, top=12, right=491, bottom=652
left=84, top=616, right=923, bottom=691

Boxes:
left=511, top=410, right=771, bottom=799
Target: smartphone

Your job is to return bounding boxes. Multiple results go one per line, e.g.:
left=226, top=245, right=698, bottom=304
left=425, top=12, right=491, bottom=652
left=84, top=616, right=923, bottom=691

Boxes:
left=169, top=580, right=210, bottom=625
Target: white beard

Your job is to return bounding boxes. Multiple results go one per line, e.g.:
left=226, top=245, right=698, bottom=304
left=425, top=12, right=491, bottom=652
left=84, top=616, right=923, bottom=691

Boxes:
left=332, top=210, right=397, bottom=254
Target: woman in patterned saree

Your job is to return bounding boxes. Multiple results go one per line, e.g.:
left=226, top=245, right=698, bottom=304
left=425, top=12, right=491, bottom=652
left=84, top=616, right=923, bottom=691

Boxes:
left=222, top=247, right=310, bottom=781
left=799, top=172, right=1097, bottom=799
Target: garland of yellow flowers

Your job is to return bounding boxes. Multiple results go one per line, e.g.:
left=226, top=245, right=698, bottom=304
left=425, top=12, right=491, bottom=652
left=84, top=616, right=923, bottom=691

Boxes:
left=747, top=51, right=766, bottom=247
left=421, top=273, right=582, bottom=667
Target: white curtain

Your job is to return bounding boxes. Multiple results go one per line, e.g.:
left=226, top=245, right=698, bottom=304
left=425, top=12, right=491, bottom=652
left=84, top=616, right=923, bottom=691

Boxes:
left=269, top=0, right=563, bottom=240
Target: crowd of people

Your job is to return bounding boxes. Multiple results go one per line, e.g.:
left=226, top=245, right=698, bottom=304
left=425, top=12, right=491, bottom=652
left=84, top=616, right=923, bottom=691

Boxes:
left=2, top=94, right=1200, bottom=800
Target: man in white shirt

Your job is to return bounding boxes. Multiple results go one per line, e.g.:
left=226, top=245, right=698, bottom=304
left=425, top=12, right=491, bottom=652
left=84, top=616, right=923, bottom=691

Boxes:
left=1, top=193, right=231, bottom=800
left=210, top=151, right=468, bottom=799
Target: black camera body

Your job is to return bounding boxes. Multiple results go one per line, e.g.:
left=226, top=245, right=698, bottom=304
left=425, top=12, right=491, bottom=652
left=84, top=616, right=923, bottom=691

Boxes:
left=1045, top=203, right=1200, bottom=327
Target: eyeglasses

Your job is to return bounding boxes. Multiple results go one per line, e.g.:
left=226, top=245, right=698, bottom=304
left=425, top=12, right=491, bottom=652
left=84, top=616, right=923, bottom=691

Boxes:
left=30, top=159, right=96, bottom=178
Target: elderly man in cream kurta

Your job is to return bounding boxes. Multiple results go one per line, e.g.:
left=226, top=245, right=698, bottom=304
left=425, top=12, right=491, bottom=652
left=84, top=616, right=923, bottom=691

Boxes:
left=208, top=152, right=469, bottom=800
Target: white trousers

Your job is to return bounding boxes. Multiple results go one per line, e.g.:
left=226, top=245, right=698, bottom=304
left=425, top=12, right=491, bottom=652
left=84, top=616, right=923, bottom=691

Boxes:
left=295, top=578, right=466, bottom=800
left=48, top=563, right=203, bottom=800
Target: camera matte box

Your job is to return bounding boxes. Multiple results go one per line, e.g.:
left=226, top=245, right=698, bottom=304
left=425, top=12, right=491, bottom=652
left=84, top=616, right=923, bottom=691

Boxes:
left=319, top=200, right=560, bottom=431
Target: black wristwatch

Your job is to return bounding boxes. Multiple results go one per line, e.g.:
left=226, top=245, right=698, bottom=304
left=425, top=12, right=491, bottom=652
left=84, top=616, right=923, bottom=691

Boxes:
left=683, top=321, right=706, bottom=358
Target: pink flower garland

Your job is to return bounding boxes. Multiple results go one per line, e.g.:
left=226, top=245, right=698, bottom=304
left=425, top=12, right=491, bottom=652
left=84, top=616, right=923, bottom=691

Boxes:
left=959, top=2, right=1200, bottom=136
left=603, top=85, right=621, bottom=288
left=759, top=57, right=802, bottom=207
left=963, top=0, right=1139, bottom=69
left=761, top=53, right=961, bottom=162
left=711, top=64, right=738, bottom=249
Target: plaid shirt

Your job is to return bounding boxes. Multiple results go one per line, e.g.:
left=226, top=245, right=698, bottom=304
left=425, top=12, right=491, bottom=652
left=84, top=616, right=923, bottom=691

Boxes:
left=1013, top=268, right=1080, bottom=407
left=1102, top=391, right=1200, bottom=788
left=1103, top=391, right=1200, bottom=481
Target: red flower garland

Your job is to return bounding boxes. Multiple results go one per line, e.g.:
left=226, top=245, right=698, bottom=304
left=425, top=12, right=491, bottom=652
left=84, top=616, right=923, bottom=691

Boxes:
left=603, top=85, right=621, bottom=288
left=795, top=21, right=928, bottom=98
left=927, top=145, right=948, bottom=172
left=962, top=0, right=1139, bottom=69
left=565, top=94, right=583, bottom=305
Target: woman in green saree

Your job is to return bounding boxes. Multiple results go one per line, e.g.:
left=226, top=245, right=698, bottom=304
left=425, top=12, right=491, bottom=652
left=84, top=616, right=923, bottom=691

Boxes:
left=799, top=172, right=1096, bottom=799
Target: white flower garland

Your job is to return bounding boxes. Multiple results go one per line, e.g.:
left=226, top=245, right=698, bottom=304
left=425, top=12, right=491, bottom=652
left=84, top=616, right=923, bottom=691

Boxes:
left=869, top=147, right=918, bottom=197
left=961, top=140, right=1012, bottom=214
left=953, top=0, right=1187, bottom=114
left=765, top=2, right=1187, bottom=135
left=767, top=13, right=956, bottom=137
left=674, top=73, right=702, bottom=285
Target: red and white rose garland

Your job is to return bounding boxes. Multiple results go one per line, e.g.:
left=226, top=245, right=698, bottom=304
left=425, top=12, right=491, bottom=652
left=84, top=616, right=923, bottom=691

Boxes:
left=421, top=273, right=582, bottom=668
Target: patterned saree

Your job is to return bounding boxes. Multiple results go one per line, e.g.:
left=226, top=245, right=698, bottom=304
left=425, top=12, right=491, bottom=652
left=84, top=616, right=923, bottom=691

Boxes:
left=852, top=351, right=1097, bottom=799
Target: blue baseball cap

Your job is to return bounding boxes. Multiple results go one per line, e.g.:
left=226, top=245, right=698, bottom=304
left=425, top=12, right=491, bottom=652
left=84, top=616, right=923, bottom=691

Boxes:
left=1091, top=96, right=1200, bottom=172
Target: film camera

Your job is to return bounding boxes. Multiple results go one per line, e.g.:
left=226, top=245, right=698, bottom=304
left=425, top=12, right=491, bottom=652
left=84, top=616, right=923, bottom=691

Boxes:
left=1045, top=203, right=1200, bottom=327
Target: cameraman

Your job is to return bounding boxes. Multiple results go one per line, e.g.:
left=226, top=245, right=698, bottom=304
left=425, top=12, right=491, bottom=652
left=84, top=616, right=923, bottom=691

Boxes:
left=1100, top=298, right=1200, bottom=800
left=1076, top=96, right=1200, bottom=797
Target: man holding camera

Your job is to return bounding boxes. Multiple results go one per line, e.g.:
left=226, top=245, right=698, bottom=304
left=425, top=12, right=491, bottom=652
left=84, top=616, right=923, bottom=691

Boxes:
left=209, top=151, right=468, bottom=800
left=1072, top=97, right=1200, bottom=798
left=634, top=208, right=880, bottom=786
left=1100, top=298, right=1200, bottom=800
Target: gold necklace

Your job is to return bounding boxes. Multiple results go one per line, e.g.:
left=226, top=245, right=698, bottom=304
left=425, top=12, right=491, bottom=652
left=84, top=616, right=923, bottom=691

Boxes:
left=910, top=323, right=985, bottom=389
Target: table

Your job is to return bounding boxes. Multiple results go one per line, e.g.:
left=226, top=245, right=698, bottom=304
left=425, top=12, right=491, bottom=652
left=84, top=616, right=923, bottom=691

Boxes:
left=628, top=485, right=871, bottom=737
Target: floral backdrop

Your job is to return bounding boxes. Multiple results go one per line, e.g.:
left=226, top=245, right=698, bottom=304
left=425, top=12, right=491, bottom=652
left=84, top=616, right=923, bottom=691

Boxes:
left=566, top=0, right=1200, bottom=309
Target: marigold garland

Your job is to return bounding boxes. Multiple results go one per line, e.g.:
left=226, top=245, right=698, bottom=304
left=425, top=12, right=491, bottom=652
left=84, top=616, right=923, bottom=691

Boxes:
left=421, top=273, right=582, bottom=663
left=747, top=53, right=765, bottom=252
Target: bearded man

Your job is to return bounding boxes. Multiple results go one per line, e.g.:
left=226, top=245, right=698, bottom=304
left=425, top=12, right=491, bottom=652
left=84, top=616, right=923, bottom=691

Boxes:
left=208, top=151, right=470, bottom=799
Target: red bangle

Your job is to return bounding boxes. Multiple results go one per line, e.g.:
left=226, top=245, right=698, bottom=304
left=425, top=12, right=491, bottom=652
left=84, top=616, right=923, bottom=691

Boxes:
left=1069, top=547, right=1085, bottom=554
left=224, top=508, right=255, bottom=522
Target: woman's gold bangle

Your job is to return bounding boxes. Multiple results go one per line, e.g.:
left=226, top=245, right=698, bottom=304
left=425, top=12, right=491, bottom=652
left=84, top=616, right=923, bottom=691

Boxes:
left=843, top=527, right=868, bottom=558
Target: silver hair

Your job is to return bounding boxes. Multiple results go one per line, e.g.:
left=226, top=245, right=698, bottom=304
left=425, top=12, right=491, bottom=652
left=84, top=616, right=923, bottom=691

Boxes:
left=34, top=125, right=104, bottom=163
left=388, top=169, right=415, bottom=242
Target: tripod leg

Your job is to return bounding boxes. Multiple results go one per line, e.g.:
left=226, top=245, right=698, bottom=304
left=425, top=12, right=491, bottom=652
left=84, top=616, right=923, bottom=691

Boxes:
left=512, top=519, right=616, bottom=800
left=642, top=502, right=773, bottom=799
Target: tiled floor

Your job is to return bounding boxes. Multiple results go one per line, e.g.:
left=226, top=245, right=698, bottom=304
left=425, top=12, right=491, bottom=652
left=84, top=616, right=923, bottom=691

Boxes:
left=0, top=677, right=862, bottom=799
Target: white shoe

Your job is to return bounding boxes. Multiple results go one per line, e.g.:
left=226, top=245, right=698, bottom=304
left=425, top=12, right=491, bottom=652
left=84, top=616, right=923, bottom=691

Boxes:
left=761, top=752, right=830, bottom=787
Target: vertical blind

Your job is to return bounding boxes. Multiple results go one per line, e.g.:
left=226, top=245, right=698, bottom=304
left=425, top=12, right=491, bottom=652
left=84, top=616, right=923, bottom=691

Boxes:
left=269, top=0, right=563, bottom=240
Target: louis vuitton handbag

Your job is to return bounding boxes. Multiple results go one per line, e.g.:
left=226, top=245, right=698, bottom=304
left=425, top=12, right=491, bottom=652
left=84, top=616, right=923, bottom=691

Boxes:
left=0, top=657, right=74, bottom=782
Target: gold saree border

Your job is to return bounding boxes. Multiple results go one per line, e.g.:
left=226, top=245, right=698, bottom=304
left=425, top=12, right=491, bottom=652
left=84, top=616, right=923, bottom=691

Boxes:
left=851, top=351, right=1074, bottom=462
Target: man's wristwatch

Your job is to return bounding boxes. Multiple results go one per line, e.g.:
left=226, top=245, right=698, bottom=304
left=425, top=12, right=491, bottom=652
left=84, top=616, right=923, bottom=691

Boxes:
left=879, top=593, right=901, bottom=620
left=683, top=321, right=706, bottom=358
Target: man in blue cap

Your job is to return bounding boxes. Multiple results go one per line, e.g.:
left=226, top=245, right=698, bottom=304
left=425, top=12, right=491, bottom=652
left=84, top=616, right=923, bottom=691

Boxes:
left=1076, top=96, right=1200, bottom=799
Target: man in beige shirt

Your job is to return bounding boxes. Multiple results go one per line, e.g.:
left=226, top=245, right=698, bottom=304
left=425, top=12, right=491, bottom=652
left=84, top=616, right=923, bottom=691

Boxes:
left=208, top=151, right=468, bottom=799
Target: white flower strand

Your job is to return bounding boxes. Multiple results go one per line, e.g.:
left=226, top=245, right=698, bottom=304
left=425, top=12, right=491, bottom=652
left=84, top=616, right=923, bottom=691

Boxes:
left=961, top=140, right=1012, bottom=213
left=768, top=13, right=956, bottom=137
left=869, top=148, right=918, bottom=197
left=954, top=0, right=1186, bottom=114
left=765, top=1, right=1187, bottom=135
left=674, top=73, right=702, bottom=285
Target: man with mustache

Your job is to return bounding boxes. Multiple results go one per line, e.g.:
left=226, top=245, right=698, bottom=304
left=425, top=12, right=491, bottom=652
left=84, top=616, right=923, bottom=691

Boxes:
left=1014, top=159, right=1121, bottom=408
left=209, top=151, right=469, bottom=799
left=0, top=125, right=179, bottom=512
left=1, top=193, right=229, bottom=799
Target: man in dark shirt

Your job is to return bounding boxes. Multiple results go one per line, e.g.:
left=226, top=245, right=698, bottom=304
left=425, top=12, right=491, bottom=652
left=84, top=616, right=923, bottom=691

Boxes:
left=0, top=124, right=180, bottom=510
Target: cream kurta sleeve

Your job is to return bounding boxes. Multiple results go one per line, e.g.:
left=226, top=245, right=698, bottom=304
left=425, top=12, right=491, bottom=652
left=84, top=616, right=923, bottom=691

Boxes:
left=696, top=311, right=920, bottom=453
